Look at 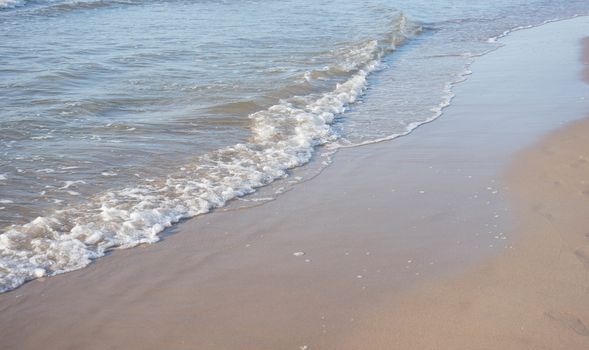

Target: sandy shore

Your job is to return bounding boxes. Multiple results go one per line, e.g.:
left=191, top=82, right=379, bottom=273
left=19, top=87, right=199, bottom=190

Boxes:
left=344, top=117, right=589, bottom=350
left=344, top=33, right=589, bottom=350
left=584, top=37, right=589, bottom=82
left=0, top=17, right=588, bottom=350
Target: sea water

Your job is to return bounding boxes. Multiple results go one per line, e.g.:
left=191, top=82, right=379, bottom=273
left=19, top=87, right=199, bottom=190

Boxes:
left=1, top=0, right=588, bottom=292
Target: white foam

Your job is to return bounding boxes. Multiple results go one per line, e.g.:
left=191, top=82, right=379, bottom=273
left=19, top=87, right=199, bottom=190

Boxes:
left=237, top=196, right=274, bottom=202
left=486, top=17, right=575, bottom=45
left=31, top=135, right=54, bottom=140
left=35, top=168, right=55, bottom=173
left=60, top=180, right=86, bottom=189
left=0, top=12, right=422, bottom=293
left=331, top=71, right=470, bottom=150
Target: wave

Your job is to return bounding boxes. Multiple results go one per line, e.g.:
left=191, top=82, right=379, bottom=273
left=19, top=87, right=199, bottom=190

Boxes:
left=0, top=0, right=25, bottom=8
left=2, top=0, right=142, bottom=14
left=0, top=11, right=421, bottom=292
left=41, top=0, right=139, bottom=13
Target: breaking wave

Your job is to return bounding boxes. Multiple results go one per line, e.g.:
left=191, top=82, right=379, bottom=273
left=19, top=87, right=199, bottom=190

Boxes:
left=0, top=12, right=421, bottom=292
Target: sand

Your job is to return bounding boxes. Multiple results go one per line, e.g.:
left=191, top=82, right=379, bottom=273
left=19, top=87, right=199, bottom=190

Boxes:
left=343, top=116, right=589, bottom=350
left=343, top=33, right=589, bottom=350
left=0, top=17, right=588, bottom=350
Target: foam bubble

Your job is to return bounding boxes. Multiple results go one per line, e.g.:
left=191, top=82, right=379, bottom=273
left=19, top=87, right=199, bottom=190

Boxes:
left=35, top=168, right=55, bottom=174
left=0, top=12, right=421, bottom=293
left=60, top=180, right=86, bottom=189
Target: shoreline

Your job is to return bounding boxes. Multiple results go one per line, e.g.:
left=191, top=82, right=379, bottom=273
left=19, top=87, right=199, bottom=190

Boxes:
left=342, top=33, right=589, bottom=350
left=343, top=116, right=589, bottom=350
left=584, top=36, right=589, bottom=82
left=1, top=16, right=588, bottom=350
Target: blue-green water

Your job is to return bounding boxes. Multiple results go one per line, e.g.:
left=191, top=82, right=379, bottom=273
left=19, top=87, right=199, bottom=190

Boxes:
left=0, top=0, right=588, bottom=291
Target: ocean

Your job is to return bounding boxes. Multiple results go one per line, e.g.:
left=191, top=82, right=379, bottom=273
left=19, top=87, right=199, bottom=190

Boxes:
left=1, top=0, right=588, bottom=292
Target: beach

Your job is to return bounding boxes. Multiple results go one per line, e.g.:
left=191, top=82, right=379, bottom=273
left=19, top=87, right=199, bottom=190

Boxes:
left=345, top=36, right=589, bottom=348
left=345, top=110, right=589, bottom=350
left=1, top=10, right=589, bottom=350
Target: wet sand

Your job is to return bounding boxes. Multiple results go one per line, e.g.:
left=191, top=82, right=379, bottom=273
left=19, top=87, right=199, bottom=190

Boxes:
left=1, top=17, right=589, bottom=350
left=584, top=36, right=589, bottom=82
left=344, top=34, right=589, bottom=350
left=344, top=116, right=589, bottom=350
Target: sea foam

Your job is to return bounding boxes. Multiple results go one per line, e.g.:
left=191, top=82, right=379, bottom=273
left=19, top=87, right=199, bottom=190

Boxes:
left=0, top=12, right=421, bottom=292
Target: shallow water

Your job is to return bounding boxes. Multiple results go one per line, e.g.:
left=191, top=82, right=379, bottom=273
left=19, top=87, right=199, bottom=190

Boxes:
left=1, top=0, right=588, bottom=291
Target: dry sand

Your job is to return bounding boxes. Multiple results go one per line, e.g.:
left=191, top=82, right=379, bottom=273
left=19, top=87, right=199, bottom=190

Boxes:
left=0, top=17, right=588, bottom=350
